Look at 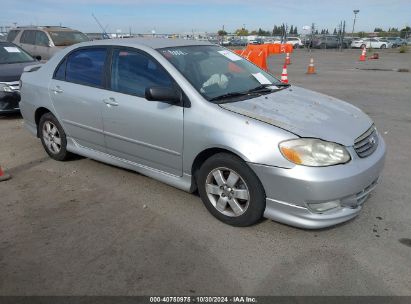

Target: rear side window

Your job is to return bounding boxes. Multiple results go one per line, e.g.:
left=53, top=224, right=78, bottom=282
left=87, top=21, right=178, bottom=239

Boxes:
left=65, top=48, right=107, bottom=87
left=110, top=49, right=173, bottom=97
left=20, top=30, right=36, bottom=44
left=7, top=30, right=20, bottom=42
left=54, top=57, right=67, bottom=81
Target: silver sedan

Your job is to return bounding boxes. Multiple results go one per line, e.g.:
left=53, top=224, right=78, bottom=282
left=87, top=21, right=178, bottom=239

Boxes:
left=19, top=38, right=386, bottom=229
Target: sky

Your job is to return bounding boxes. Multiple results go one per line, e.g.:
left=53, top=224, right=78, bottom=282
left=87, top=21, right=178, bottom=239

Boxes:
left=2, top=0, right=410, bottom=34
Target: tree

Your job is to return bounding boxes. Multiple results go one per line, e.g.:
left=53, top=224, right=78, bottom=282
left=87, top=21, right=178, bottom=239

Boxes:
left=294, top=26, right=298, bottom=35
left=217, top=30, right=227, bottom=36
left=400, top=26, right=411, bottom=38
left=358, top=31, right=366, bottom=38
left=315, top=29, right=319, bottom=35
left=289, top=25, right=294, bottom=35
left=333, top=28, right=337, bottom=35
left=250, top=30, right=258, bottom=35
left=235, top=28, right=249, bottom=36
left=374, top=27, right=383, bottom=32
left=326, top=29, right=329, bottom=34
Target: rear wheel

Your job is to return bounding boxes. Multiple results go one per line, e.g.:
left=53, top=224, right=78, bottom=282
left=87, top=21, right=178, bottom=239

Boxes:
left=39, top=112, right=72, bottom=161
left=197, top=153, right=266, bottom=227
left=380, top=44, right=386, bottom=49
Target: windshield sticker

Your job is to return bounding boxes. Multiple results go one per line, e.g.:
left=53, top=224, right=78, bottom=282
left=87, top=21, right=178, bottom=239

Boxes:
left=252, top=73, right=272, bottom=85
left=4, top=47, right=21, bottom=53
left=218, top=50, right=242, bottom=61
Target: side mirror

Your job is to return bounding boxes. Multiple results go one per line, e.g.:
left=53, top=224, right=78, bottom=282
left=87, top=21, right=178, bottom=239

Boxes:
left=145, top=86, right=182, bottom=105
left=35, top=55, right=42, bottom=61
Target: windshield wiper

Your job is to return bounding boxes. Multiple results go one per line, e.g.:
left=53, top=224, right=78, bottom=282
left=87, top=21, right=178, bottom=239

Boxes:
left=209, top=91, right=250, bottom=102
left=246, top=83, right=290, bottom=94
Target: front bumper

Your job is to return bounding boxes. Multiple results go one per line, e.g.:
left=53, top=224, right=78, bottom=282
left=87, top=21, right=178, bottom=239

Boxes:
left=249, top=135, right=386, bottom=229
left=0, top=91, right=21, bottom=114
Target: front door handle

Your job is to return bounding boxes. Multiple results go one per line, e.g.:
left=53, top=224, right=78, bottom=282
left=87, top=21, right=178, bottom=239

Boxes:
left=103, top=97, right=119, bottom=107
left=52, top=86, right=63, bottom=94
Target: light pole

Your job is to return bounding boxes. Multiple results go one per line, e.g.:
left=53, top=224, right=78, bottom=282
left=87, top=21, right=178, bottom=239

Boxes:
left=352, top=9, right=360, bottom=37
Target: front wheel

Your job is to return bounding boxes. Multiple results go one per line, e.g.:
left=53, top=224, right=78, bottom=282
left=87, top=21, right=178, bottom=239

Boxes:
left=39, top=112, right=72, bottom=161
left=197, top=153, right=266, bottom=227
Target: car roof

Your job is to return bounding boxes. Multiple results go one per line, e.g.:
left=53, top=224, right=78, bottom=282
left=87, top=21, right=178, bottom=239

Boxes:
left=76, top=38, right=214, bottom=50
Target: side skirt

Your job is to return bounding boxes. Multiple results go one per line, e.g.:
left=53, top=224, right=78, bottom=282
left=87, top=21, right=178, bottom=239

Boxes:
left=66, top=137, right=193, bottom=193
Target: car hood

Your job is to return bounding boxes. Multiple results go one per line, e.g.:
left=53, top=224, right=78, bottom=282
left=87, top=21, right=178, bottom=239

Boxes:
left=0, top=61, right=36, bottom=82
left=219, top=86, right=373, bottom=146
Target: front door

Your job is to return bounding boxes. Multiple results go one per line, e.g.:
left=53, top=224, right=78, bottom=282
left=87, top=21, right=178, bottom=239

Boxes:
left=102, top=48, right=184, bottom=176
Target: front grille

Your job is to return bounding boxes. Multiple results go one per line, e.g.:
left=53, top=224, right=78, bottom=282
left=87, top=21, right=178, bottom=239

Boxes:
left=356, top=179, right=378, bottom=206
left=3, top=81, right=20, bottom=92
left=354, top=125, right=379, bottom=158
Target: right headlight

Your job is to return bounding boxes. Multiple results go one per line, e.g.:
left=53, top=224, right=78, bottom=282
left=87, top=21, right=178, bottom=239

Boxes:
left=279, top=138, right=351, bottom=167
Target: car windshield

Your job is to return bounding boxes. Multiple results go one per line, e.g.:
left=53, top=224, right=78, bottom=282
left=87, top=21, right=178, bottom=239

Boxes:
left=48, top=31, right=89, bottom=46
left=0, top=44, right=34, bottom=64
left=159, top=45, right=282, bottom=102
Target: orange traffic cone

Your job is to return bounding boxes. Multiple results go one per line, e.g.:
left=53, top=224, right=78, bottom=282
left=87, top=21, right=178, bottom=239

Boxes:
left=285, top=52, right=291, bottom=65
left=359, top=47, right=366, bottom=61
left=307, top=58, right=316, bottom=74
left=281, top=63, right=288, bottom=84
left=0, top=165, right=11, bottom=182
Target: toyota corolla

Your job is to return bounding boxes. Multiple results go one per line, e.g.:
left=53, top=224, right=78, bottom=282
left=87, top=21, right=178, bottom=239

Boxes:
left=19, top=39, right=386, bottom=229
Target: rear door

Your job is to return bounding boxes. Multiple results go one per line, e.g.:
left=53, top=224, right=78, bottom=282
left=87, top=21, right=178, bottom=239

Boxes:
left=49, top=47, right=108, bottom=151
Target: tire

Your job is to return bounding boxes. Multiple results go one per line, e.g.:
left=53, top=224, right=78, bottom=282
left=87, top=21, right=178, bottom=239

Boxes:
left=380, top=44, right=386, bottom=49
left=39, top=112, right=72, bottom=161
left=197, top=153, right=266, bottom=227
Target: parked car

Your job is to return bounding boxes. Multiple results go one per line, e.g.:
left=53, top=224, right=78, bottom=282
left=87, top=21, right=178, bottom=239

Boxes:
left=375, top=38, right=393, bottom=48
left=386, top=37, right=406, bottom=47
left=229, top=39, right=247, bottom=46
left=20, top=39, right=386, bottom=229
left=351, top=38, right=389, bottom=49
left=286, top=37, right=303, bottom=48
left=0, top=42, right=37, bottom=114
left=407, top=38, right=411, bottom=46
left=249, top=38, right=264, bottom=45
left=311, top=35, right=340, bottom=48
left=7, top=26, right=89, bottom=60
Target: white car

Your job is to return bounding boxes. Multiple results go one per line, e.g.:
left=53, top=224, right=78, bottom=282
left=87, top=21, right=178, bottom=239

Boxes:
left=351, top=38, right=389, bottom=49
left=286, top=37, right=303, bottom=48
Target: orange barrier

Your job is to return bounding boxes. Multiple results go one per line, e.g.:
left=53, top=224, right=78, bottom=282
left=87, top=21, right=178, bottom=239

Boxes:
left=231, top=44, right=293, bottom=71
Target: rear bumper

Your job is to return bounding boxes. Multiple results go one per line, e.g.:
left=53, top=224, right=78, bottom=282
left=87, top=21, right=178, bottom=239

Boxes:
left=0, top=91, right=20, bottom=113
left=249, top=135, right=386, bottom=229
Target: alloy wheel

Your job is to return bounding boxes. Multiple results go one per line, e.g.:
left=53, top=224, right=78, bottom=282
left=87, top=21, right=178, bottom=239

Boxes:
left=42, top=121, right=62, bottom=154
left=205, top=167, right=250, bottom=217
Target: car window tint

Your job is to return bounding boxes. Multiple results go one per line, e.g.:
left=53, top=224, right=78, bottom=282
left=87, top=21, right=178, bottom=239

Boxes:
left=20, top=31, right=36, bottom=44
left=35, top=31, right=50, bottom=46
left=54, top=57, right=67, bottom=80
left=65, top=48, right=107, bottom=87
left=110, top=49, right=173, bottom=97
left=7, top=30, right=20, bottom=42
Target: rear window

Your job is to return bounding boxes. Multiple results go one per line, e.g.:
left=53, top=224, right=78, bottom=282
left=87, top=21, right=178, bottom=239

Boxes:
left=65, top=48, right=107, bottom=87
left=7, top=30, right=20, bottom=42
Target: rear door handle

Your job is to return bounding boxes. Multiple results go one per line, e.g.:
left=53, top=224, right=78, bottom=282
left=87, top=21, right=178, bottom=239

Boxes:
left=53, top=86, right=63, bottom=94
left=103, top=97, right=119, bottom=106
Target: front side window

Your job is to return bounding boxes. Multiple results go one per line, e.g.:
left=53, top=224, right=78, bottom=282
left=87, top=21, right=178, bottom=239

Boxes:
left=35, top=31, right=50, bottom=46
left=110, top=49, right=173, bottom=97
left=48, top=31, right=89, bottom=46
left=159, top=45, right=281, bottom=102
left=20, top=30, right=36, bottom=44
left=65, top=48, right=107, bottom=87
left=7, top=30, right=20, bottom=42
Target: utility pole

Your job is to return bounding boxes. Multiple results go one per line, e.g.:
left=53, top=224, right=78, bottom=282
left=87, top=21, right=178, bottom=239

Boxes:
left=352, top=10, right=360, bottom=37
